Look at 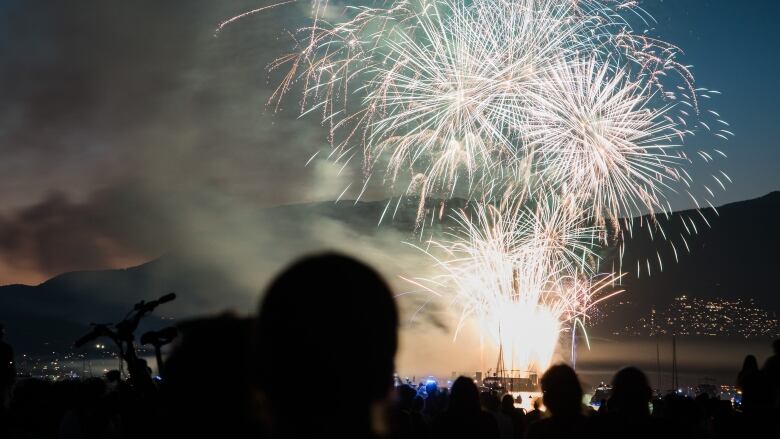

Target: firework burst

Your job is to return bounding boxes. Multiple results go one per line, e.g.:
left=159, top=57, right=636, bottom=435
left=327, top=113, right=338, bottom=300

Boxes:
left=227, top=0, right=731, bottom=372
left=405, top=196, right=621, bottom=370
left=527, top=56, right=688, bottom=227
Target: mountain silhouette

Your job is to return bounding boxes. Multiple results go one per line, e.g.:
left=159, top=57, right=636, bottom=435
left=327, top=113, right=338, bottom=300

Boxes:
left=597, top=191, right=780, bottom=331
left=0, top=255, right=246, bottom=352
left=1, top=192, right=778, bottom=351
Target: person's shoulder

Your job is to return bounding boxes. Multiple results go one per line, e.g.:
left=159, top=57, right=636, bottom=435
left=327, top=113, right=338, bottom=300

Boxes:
left=511, top=409, right=526, bottom=420
left=585, top=411, right=607, bottom=425
left=478, top=411, right=501, bottom=437
left=591, top=413, right=666, bottom=437
left=527, top=417, right=555, bottom=429
left=478, top=410, right=499, bottom=423
left=431, top=410, right=452, bottom=426
left=764, top=355, right=780, bottom=367
left=525, top=417, right=554, bottom=439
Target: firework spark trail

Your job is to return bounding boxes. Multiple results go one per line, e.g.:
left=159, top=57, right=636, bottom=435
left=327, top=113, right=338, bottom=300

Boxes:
left=267, top=1, right=593, bottom=200
left=234, top=0, right=731, bottom=372
left=405, top=197, right=623, bottom=370
left=215, top=1, right=295, bottom=35
left=525, top=56, right=689, bottom=227
left=264, top=0, right=727, bottom=225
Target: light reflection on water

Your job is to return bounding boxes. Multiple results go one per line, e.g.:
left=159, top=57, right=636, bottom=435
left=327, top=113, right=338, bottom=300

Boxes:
left=398, top=333, right=777, bottom=392
left=574, top=335, right=774, bottom=388
left=22, top=355, right=159, bottom=380
left=23, top=336, right=777, bottom=395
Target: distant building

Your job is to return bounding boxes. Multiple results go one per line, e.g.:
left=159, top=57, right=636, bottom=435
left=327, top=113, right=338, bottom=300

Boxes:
left=615, top=295, right=780, bottom=338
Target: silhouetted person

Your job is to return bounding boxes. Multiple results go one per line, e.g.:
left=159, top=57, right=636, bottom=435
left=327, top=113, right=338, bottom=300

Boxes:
left=737, top=354, right=771, bottom=412
left=706, top=398, right=740, bottom=439
left=597, top=398, right=608, bottom=414
left=655, top=392, right=705, bottom=439
left=58, top=377, right=117, bottom=439
left=482, top=391, right=513, bottom=439
left=390, top=384, right=428, bottom=439
left=411, top=395, right=425, bottom=419
left=763, top=339, right=780, bottom=406
left=526, top=364, right=585, bottom=439
left=525, top=397, right=542, bottom=425
left=0, top=324, right=14, bottom=409
left=105, top=370, right=121, bottom=384
left=104, top=369, right=122, bottom=393
left=432, top=376, right=498, bottom=439
left=423, top=381, right=445, bottom=422
left=0, top=324, right=11, bottom=438
left=608, top=367, right=651, bottom=416
left=501, top=393, right=526, bottom=439
left=8, top=379, right=51, bottom=437
left=255, top=253, right=399, bottom=438
left=391, top=384, right=415, bottom=439
left=592, top=367, right=666, bottom=439
left=158, top=314, right=260, bottom=438
left=736, top=354, right=776, bottom=436
left=514, top=394, right=524, bottom=414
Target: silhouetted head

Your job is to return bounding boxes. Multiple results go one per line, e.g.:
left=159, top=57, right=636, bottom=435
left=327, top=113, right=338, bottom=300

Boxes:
left=161, top=314, right=257, bottom=436
left=256, top=253, right=398, bottom=413
left=651, top=399, right=664, bottom=416
left=448, top=376, right=481, bottom=415
left=411, top=395, right=424, bottom=413
left=742, top=354, right=759, bottom=373
left=426, top=380, right=438, bottom=396
left=773, top=339, right=780, bottom=355
left=609, top=367, right=651, bottom=415
left=481, top=391, right=500, bottom=412
left=77, top=378, right=107, bottom=407
left=105, top=370, right=121, bottom=383
left=134, top=358, right=150, bottom=374
left=398, top=384, right=417, bottom=411
left=540, top=364, right=582, bottom=417
left=501, top=394, right=516, bottom=413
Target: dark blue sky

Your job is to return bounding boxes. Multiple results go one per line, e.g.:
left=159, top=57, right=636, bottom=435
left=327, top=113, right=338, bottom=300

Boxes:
left=641, top=0, right=780, bottom=205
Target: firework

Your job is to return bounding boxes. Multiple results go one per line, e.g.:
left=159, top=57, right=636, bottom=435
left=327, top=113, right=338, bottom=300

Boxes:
left=229, top=0, right=730, bottom=372
left=263, top=0, right=723, bottom=219
left=265, top=0, right=604, bottom=214
left=404, top=196, right=622, bottom=370
left=526, top=56, right=688, bottom=226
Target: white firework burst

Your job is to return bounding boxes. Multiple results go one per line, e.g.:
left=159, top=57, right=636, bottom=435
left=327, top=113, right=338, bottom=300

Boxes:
left=527, top=57, right=688, bottom=227
left=225, top=0, right=731, bottom=372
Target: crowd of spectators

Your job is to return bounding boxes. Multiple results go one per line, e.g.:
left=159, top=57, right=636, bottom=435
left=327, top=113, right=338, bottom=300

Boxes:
left=1, top=253, right=779, bottom=438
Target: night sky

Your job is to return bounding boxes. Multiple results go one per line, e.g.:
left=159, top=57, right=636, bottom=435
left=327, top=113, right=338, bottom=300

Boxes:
left=0, top=0, right=777, bottom=286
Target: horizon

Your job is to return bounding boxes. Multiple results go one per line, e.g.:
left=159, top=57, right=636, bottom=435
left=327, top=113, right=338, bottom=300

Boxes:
left=2, top=188, right=778, bottom=287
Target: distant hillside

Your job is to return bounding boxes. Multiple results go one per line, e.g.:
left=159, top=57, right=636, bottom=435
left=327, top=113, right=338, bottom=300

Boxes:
left=0, top=256, right=247, bottom=352
left=600, top=191, right=780, bottom=331
left=2, top=192, right=779, bottom=351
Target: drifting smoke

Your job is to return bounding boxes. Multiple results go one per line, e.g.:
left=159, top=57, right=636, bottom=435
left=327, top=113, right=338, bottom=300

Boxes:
left=249, top=0, right=731, bottom=372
